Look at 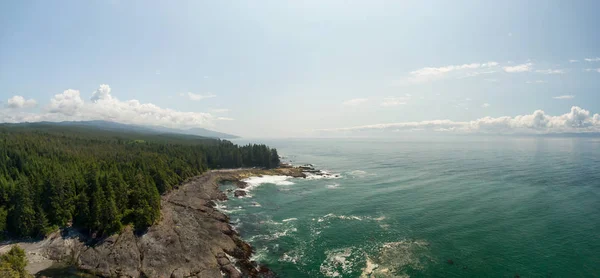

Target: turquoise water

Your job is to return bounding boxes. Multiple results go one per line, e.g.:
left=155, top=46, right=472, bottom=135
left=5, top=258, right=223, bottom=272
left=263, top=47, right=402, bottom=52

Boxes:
left=226, top=137, right=600, bottom=277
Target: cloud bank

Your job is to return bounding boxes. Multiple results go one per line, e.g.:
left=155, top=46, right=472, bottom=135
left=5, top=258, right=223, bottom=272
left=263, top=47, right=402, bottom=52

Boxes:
left=535, top=69, right=565, bottom=74
left=410, top=62, right=498, bottom=77
left=405, top=61, right=498, bottom=82
left=7, top=96, right=37, bottom=108
left=552, top=95, right=575, bottom=100
left=381, top=95, right=411, bottom=107
left=318, top=107, right=600, bottom=134
left=503, top=63, right=533, bottom=73
left=342, top=98, right=368, bottom=106
left=1, top=85, right=224, bottom=128
left=181, top=92, right=216, bottom=101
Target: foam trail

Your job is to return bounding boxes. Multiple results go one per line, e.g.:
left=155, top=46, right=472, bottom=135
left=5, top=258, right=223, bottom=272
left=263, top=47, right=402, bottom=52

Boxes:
left=242, top=175, right=295, bottom=191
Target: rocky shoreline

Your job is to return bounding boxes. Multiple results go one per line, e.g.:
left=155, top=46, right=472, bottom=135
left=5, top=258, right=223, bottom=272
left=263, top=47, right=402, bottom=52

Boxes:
left=0, top=167, right=307, bottom=278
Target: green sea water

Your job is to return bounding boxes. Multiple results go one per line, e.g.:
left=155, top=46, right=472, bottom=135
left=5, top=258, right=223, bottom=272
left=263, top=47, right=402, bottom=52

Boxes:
left=226, top=137, right=600, bottom=277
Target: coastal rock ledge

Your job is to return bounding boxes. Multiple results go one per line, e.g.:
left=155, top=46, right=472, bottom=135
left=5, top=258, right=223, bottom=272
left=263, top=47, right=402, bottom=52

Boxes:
left=1, top=167, right=305, bottom=277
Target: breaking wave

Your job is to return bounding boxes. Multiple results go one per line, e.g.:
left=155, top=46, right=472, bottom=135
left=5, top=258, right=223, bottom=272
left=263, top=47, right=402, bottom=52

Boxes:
left=241, top=175, right=295, bottom=191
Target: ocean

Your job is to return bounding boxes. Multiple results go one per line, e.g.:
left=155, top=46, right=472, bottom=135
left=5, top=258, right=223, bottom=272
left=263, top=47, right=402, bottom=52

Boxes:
left=226, top=137, right=600, bottom=277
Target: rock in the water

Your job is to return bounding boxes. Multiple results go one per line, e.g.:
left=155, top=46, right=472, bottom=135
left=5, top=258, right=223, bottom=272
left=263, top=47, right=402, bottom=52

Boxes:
left=234, top=190, right=247, bottom=197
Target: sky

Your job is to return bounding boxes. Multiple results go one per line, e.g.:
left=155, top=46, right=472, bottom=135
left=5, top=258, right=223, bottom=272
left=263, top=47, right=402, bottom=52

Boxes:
left=1, top=0, right=600, bottom=138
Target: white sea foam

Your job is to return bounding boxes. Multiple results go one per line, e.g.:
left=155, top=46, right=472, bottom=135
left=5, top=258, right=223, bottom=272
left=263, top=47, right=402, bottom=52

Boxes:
left=249, top=227, right=297, bottom=241
left=251, top=246, right=269, bottom=262
left=364, top=240, right=430, bottom=277
left=360, top=256, right=379, bottom=278
left=280, top=250, right=302, bottom=264
left=305, top=170, right=342, bottom=180
left=225, top=253, right=243, bottom=274
left=348, top=170, right=373, bottom=178
left=317, top=213, right=385, bottom=222
left=320, top=247, right=360, bottom=277
left=326, top=183, right=341, bottom=189
left=241, top=175, right=295, bottom=191
left=214, top=202, right=243, bottom=214
left=282, top=218, right=298, bottom=222
left=373, top=216, right=386, bottom=221
left=318, top=213, right=361, bottom=222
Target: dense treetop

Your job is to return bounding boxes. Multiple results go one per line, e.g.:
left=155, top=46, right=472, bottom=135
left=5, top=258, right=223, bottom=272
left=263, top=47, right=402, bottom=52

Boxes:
left=0, top=246, right=29, bottom=278
left=0, top=124, right=279, bottom=238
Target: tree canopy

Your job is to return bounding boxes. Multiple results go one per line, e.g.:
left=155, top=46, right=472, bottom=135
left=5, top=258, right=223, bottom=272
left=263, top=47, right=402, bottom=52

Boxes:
left=0, top=245, right=29, bottom=278
left=0, top=125, right=279, bottom=238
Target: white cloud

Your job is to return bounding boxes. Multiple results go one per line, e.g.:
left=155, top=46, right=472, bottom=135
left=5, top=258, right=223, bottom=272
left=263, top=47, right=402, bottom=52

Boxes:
left=216, top=117, right=234, bottom=121
left=569, top=59, right=578, bottom=63
left=503, top=62, right=533, bottom=73
left=535, top=69, right=566, bottom=74
left=481, top=103, right=490, bottom=108
left=403, top=61, right=498, bottom=83
left=49, top=89, right=85, bottom=115
left=460, top=70, right=497, bottom=79
left=183, top=92, right=216, bottom=101
left=584, top=57, right=600, bottom=62
left=484, top=79, right=498, bottom=82
left=508, top=32, right=512, bottom=37
left=90, top=84, right=113, bottom=103
left=7, top=96, right=37, bottom=109
left=526, top=80, right=547, bottom=84
left=552, top=95, right=575, bottom=100
left=381, top=96, right=409, bottom=107
left=0, top=85, right=216, bottom=128
left=584, top=68, right=600, bottom=73
left=410, top=62, right=497, bottom=77
left=343, top=98, right=368, bottom=106
left=211, top=108, right=230, bottom=113
left=318, top=106, right=600, bottom=134
left=155, top=70, right=161, bottom=75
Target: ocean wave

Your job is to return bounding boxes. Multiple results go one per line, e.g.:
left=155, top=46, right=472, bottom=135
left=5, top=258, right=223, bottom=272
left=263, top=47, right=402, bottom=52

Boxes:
left=318, top=240, right=430, bottom=278
left=316, top=213, right=386, bottom=222
left=326, top=183, right=341, bottom=189
left=347, top=170, right=373, bottom=178
left=249, top=227, right=298, bottom=241
left=282, top=218, right=298, bottom=222
left=241, top=175, right=295, bottom=191
left=214, top=202, right=244, bottom=214
left=251, top=246, right=269, bottom=262
left=320, top=247, right=361, bottom=277
left=280, top=250, right=302, bottom=264
left=305, top=170, right=342, bottom=180
left=361, top=240, right=430, bottom=277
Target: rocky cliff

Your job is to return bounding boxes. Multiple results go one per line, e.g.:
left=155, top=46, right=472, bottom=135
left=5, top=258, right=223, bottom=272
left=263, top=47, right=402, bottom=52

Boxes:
left=1, top=167, right=305, bottom=278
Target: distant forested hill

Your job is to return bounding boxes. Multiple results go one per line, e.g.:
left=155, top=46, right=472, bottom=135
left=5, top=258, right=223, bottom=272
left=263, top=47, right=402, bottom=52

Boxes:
left=0, top=123, right=278, bottom=238
left=11, top=120, right=239, bottom=139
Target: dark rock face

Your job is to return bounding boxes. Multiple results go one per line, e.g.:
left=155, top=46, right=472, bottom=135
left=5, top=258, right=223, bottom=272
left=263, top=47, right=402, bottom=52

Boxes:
left=18, top=168, right=306, bottom=278
left=234, top=190, right=247, bottom=198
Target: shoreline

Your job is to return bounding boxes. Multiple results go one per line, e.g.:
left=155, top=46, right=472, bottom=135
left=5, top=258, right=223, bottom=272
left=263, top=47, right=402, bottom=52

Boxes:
left=1, top=166, right=307, bottom=277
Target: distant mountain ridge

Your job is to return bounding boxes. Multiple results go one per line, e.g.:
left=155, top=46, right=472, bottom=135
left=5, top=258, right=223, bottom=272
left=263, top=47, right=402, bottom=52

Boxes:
left=148, top=125, right=239, bottom=139
left=6, top=120, right=239, bottom=139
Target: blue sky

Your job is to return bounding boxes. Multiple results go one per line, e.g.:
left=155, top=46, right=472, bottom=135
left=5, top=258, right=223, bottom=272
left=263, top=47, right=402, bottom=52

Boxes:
left=1, top=0, right=600, bottom=137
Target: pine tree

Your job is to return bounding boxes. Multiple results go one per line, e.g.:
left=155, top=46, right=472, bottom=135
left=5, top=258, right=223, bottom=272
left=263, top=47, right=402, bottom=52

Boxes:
left=8, top=178, right=36, bottom=237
